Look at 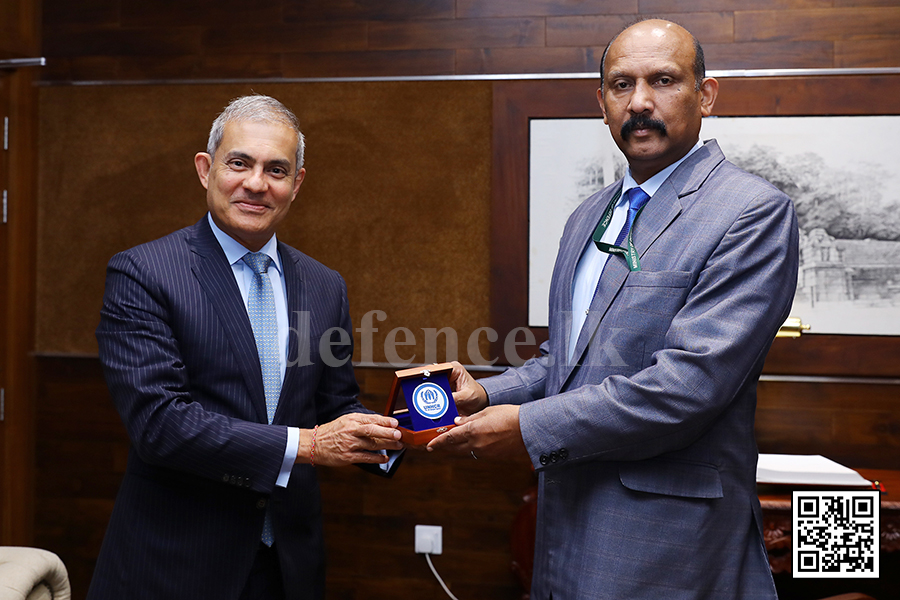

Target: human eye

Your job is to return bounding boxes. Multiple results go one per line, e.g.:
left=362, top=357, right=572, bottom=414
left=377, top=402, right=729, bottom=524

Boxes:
left=269, top=166, right=289, bottom=178
left=655, top=75, right=676, bottom=87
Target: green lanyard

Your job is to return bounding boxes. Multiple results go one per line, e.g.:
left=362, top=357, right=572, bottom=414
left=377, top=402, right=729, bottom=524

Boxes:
left=591, top=188, right=646, bottom=272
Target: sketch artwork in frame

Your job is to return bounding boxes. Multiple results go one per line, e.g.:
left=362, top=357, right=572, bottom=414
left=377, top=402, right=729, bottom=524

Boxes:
left=529, top=115, right=900, bottom=336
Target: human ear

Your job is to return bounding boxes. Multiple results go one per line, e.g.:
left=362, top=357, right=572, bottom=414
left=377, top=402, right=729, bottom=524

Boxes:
left=699, top=77, right=719, bottom=118
left=597, top=87, right=609, bottom=124
left=291, top=167, right=306, bottom=201
left=194, top=152, right=212, bottom=190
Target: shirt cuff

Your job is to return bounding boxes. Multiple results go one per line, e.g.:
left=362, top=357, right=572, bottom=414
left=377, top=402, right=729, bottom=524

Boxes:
left=276, top=427, right=300, bottom=488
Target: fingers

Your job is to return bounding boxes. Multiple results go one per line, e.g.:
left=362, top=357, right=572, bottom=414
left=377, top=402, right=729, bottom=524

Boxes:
left=426, top=405, right=526, bottom=462
left=448, top=361, right=468, bottom=389
left=343, top=413, right=403, bottom=449
left=312, top=413, right=403, bottom=467
left=426, top=417, right=473, bottom=452
left=448, top=363, right=488, bottom=416
left=349, top=412, right=400, bottom=430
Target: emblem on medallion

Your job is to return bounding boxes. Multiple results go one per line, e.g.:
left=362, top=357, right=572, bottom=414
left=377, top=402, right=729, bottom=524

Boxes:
left=411, top=382, right=450, bottom=420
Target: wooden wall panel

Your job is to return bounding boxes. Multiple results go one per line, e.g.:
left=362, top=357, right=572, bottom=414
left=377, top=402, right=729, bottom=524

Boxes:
left=42, top=0, right=117, bottom=26
left=282, top=0, right=455, bottom=22
left=456, top=46, right=603, bottom=74
left=836, top=0, right=900, bottom=5
left=368, top=18, right=545, bottom=51
left=43, top=26, right=204, bottom=58
left=457, top=0, right=638, bottom=18
left=120, top=1, right=284, bottom=28
left=40, top=0, right=900, bottom=82
left=765, top=335, right=900, bottom=377
left=544, top=14, right=644, bottom=48
left=36, top=81, right=492, bottom=361
left=702, top=40, right=834, bottom=69
left=202, top=23, right=369, bottom=54
left=34, top=357, right=123, bottom=594
left=837, top=39, right=900, bottom=67
left=642, top=0, right=833, bottom=10
left=756, top=380, right=900, bottom=469
left=281, top=50, right=456, bottom=78
left=735, top=7, right=900, bottom=42
left=547, top=12, right=735, bottom=46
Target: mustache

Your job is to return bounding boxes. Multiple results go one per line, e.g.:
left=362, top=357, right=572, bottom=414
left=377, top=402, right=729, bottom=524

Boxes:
left=621, top=115, right=667, bottom=139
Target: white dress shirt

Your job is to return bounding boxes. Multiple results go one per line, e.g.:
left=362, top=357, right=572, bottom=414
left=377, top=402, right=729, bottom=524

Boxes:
left=208, top=213, right=298, bottom=487
left=568, top=141, right=704, bottom=362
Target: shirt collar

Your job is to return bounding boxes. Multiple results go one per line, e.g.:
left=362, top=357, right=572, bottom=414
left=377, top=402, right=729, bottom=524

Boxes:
left=621, top=139, right=704, bottom=202
left=207, top=213, right=282, bottom=274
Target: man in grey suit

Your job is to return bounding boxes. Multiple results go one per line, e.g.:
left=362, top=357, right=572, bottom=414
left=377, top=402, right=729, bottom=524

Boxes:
left=89, top=95, right=402, bottom=600
left=429, top=20, right=797, bottom=599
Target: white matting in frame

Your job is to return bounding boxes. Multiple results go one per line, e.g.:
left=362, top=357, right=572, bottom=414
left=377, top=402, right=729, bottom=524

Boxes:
left=528, top=115, right=900, bottom=335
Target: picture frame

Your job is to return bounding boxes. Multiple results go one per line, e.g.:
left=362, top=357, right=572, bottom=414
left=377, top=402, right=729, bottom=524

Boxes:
left=489, top=73, right=900, bottom=376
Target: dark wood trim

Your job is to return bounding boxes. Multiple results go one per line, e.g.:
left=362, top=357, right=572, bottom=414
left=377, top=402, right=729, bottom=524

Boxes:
left=1, top=64, right=40, bottom=546
left=489, top=75, right=900, bottom=374
left=490, top=79, right=597, bottom=365
left=0, top=0, right=41, bottom=544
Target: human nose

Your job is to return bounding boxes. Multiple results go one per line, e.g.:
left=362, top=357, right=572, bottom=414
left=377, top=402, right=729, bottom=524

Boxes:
left=628, top=80, right=654, bottom=114
left=243, top=167, right=268, bottom=193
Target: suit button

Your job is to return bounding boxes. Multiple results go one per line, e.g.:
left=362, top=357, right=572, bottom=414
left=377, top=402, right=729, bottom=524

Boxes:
left=539, top=454, right=549, bottom=465
left=256, top=499, right=267, bottom=510
left=222, top=474, right=230, bottom=483
left=559, top=448, right=569, bottom=461
left=549, top=451, right=558, bottom=463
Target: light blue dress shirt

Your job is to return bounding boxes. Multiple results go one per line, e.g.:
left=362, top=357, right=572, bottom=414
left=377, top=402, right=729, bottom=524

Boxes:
left=208, top=213, right=299, bottom=487
left=568, top=141, right=704, bottom=362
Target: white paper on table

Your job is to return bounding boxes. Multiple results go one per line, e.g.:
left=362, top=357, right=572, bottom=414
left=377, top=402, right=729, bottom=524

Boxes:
left=756, top=454, right=872, bottom=487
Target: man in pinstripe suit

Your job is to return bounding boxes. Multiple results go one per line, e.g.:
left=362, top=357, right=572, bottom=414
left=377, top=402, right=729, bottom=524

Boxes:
left=88, top=95, right=402, bottom=600
left=430, top=20, right=797, bottom=599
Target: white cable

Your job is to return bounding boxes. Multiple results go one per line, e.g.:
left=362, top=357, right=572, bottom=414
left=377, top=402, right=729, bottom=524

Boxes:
left=425, top=553, right=460, bottom=600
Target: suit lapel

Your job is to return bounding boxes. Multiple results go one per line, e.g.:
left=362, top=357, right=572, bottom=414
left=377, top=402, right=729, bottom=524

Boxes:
left=275, top=243, right=306, bottom=425
left=558, top=142, right=724, bottom=391
left=552, top=186, right=620, bottom=393
left=188, top=218, right=269, bottom=423
left=632, top=141, right=724, bottom=256
left=631, top=180, right=684, bottom=263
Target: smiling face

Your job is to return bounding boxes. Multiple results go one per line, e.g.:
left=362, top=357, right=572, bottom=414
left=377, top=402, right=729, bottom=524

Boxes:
left=194, top=119, right=305, bottom=251
left=598, top=20, right=718, bottom=183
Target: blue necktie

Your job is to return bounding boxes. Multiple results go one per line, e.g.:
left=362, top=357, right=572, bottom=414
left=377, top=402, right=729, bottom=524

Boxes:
left=243, top=251, right=281, bottom=547
left=243, top=252, right=282, bottom=424
left=614, top=187, right=651, bottom=247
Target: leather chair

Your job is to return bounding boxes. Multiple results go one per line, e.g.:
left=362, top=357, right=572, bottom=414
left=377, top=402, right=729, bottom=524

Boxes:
left=0, top=547, right=71, bottom=600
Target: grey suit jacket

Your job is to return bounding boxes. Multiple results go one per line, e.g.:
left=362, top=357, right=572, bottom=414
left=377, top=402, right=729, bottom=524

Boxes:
left=482, top=141, right=798, bottom=599
left=89, top=217, right=366, bottom=600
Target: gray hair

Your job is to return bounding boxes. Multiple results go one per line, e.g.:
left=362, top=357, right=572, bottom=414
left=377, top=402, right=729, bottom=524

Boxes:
left=207, top=94, right=305, bottom=173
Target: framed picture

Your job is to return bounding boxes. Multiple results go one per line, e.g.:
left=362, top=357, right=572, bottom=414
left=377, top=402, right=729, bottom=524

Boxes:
left=529, top=115, right=900, bottom=335
left=490, top=74, right=900, bottom=374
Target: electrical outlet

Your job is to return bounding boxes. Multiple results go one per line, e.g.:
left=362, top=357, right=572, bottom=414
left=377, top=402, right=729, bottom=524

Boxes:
left=415, top=525, right=442, bottom=555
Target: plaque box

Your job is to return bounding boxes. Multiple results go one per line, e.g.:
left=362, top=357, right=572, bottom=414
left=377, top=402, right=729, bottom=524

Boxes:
left=384, top=362, right=458, bottom=445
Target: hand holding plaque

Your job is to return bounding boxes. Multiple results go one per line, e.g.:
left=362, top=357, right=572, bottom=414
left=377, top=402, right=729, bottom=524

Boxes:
left=384, top=363, right=459, bottom=445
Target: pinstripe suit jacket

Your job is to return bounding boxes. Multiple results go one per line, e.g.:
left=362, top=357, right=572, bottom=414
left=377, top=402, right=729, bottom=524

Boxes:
left=482, top=141, right=798, bottom=599
left=89, top=216, right=365, bottom=600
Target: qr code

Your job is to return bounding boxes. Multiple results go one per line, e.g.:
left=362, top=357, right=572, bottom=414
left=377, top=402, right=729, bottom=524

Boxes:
left=793, top=491, right=879, bottom=578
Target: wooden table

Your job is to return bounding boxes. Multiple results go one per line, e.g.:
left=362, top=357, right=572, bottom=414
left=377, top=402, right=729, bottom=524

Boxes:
left=758, top=469, right=900, bottom=573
